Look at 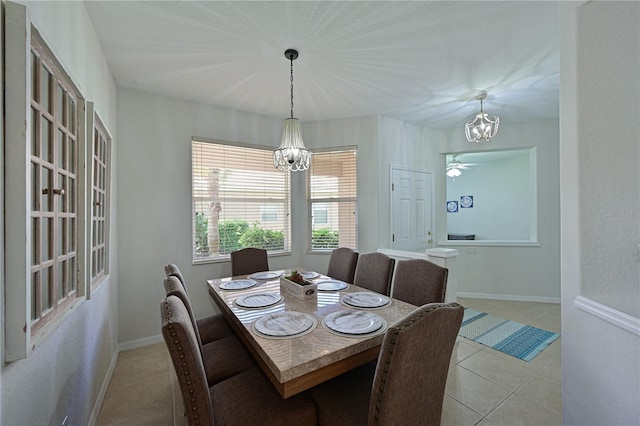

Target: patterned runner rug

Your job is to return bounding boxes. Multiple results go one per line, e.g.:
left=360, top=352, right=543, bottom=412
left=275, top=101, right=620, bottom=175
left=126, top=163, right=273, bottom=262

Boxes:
left=459, top=308, right=560, bottom=362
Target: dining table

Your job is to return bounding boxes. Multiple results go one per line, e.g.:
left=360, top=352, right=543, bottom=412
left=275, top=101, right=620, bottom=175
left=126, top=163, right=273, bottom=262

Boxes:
left=207, top=269, right=417, bottom=399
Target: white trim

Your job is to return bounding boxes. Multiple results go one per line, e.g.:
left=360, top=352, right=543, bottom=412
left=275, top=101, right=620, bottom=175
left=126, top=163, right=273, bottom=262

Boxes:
left=118, top=334, right=165, bottom=352
left=574, top=296, right=640, bottom=336
left=458, top=291, right=560, bottom=304
left=438, top=240, right=540, bottom=247
left=86, top=345, right=120, bottom=426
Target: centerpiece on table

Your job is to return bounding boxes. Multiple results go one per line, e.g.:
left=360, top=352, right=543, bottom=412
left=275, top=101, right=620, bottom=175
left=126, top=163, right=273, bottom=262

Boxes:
left=280, top=271, right=318, bottom=300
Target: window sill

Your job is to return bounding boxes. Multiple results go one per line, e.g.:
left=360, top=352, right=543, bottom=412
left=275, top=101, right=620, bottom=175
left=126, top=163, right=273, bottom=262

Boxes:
left=30, top=296, right=86, bottom=352
left=192, top=250, right=292, bottom=266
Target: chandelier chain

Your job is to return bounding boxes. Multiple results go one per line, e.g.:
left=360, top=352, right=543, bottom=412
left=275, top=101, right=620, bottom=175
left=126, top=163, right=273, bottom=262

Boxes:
left=290, top=56, right=294, bottom=119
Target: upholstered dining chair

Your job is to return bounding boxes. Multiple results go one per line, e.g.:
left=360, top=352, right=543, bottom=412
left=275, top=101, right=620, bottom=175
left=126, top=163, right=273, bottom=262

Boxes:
left=161, top=295, right=317, bottom=426
left=326, top=247, right=359, bottom=284
left=164, top=276, right=254, bottom=386
left=391, top=259, right=448, bottom=306
left=308, top=302, right=464, bottom=426
left=164, top=263, right=234, bottom=343
left=352, top=252, right=395, bottom=295
left=230, top=247, right=269, bottom=276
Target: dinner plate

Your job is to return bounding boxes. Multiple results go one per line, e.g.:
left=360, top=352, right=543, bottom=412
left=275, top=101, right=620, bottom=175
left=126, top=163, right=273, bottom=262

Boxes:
left=253, top=311, right=317, bottom=338
left=341, top=292, right=391, bottom=309
left=299, top=271, right=319, bottom=280
left=247, top=271, right=282, bottom=280
left=316, top=279, right=349, bottom=291
left=235, top=292, right=282, bottom=309
left=219, top=279, right=257, bottom=290
left=323, top=310, right=385, bottom=335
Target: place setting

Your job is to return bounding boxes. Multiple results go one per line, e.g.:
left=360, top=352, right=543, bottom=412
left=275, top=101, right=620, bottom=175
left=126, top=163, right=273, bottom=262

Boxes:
left=234, top=292, right=283, bottom=309
left=247, top=271, right=283, bottom=281
left=322, top=309, right=387, bottom=338
left=219, top=279, right=257, bottom=290
left=315, top=279, right=349, bottom=291
left=252, top=311, right=318, bottom=339
left=340, top=291, right=391, bottom=309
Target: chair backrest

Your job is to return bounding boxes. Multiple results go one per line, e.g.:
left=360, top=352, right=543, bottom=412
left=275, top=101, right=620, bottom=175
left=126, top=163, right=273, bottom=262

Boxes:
left=164, top=263, right=187, bottom=293
left=161, top=295, right=214, bottom=426
left=368, top=302, right=464, bottom=426
left=391, top=259, right=448, bottom=306
left=327, top=247, right=359, bottom=284
left=353, top=252, right=395, bottom=295
left=164, top=276, right=205, bottom=359
left=230, top=248, right=269, bottom=276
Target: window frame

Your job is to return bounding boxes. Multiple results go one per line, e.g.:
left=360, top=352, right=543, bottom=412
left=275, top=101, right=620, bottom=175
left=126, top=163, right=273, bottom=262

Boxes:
left=306, top=146, right=358, bottom=252
left=5, top=6, right=87, bottom=360
left=191, top=138, right=292, bottom=264
left=87, top=102, right=112, bottom=290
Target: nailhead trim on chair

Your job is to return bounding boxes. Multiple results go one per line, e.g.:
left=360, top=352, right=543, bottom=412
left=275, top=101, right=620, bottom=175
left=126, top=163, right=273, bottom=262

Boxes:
left=163, top=299, right=205, bottom=426
left=371, top=302, right=461, bottom=424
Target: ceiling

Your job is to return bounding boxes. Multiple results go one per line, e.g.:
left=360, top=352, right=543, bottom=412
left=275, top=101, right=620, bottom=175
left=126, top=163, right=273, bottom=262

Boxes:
left=85, top=1, right=559, bottom=130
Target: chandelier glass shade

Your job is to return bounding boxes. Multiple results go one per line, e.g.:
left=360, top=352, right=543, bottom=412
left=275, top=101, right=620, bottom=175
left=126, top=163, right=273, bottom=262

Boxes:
left=274, top=49, right=311, bottom=172
left=465, top=92, right=499, bottom=143
left=274, top=118, right=311, bottom=171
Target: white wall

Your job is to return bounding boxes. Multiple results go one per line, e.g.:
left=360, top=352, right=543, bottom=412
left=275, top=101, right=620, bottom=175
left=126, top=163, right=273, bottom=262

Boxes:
left=434, top=120, right=560, bottom=301
left=561, top=2, right=640, bottom=425
left=116, top=89, right=298, bottom=343
left=1, top=1, right=118, bottom=425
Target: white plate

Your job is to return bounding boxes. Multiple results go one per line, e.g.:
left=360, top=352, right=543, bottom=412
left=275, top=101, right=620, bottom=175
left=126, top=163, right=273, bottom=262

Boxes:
left=247, top=271, right=282, bottom=280
left=323, top=310, right=385, bottom=335
left=342, top=292, right=391, bottom=309
left=254, top=311, right=317, bottom=337
left=235, top=292, right=282, bottom=309
left=316, top=279, right=348, bottom=291
left=299, top=271, right=319, bottom=280
left=219, top=279, right=257, bottom=290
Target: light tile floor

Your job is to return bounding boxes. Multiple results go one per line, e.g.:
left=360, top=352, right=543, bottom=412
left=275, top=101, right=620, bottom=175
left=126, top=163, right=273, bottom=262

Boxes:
left=96, top=298, right=561, bottom=425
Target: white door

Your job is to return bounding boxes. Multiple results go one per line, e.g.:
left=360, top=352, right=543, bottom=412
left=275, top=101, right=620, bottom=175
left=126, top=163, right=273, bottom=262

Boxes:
left=391, top=168, right=433, bottom=250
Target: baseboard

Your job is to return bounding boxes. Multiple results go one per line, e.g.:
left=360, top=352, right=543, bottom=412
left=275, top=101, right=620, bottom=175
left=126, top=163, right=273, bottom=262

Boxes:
left=574, top=295, right=640, bottom=336
left=86, top=346, right=120, bottom=426
left=86, top=335, right=165, bottom=425
left=118, top=334, right=164, bottom=352
left=457, top=292, right=560, bottom=304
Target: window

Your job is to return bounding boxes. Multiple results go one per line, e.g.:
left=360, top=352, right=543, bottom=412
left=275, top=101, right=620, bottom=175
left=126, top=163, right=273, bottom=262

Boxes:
left=192, top=139, right=291, bottom=262
left=29, top=31, right=83, bottom=334
left=260, top=205, right=279, bottom=222
left=307, top=148, right=358, bottom=250
left=89, top=106, right=112, bottom=286
left=5, top=6, right=87, bottom=360
left=312, top=203, right=328, bottom=225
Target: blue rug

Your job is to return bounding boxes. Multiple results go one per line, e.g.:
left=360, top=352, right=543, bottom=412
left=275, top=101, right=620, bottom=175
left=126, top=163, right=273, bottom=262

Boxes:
left=459, top=308, right=560, bottom=362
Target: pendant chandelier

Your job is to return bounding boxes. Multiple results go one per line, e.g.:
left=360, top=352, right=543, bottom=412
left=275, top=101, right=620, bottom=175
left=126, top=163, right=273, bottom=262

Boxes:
left=465, top=91, right=499, bottom=143
left=273, top=49, right=311, bottom=172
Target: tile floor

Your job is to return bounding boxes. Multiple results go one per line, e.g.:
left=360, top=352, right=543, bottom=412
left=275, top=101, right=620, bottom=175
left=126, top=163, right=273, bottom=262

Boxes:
left=96, top=298, right=561, bottom=425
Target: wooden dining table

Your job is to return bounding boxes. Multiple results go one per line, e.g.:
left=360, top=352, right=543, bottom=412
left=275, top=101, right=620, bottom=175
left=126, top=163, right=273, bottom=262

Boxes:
left=207, top=269, right=417, bottom=399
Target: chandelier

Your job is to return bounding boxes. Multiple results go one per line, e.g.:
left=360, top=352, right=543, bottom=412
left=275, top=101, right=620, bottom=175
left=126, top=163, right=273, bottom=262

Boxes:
left=465, top=91, right=499, bottom=143
left=273, top=49, right=311, bottom=172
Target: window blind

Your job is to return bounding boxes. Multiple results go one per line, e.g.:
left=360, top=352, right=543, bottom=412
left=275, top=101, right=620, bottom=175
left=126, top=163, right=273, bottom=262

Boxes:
left=192, top=140, right=291, bottom=261
left=307, top=148, right=357, bottom=250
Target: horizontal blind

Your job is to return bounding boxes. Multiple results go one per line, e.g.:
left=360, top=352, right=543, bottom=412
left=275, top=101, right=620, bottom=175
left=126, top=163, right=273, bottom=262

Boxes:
left=192, top=140, right=291, bottom=260
left=308, top=149, right=357, bottom=250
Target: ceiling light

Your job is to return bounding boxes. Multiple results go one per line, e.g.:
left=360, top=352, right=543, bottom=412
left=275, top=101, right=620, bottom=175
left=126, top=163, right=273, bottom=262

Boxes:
left=446, top=167, right=462, bottom=178
left=273, top=49, right=311, bottom=172
left=465, top=91, right=499, bottom=143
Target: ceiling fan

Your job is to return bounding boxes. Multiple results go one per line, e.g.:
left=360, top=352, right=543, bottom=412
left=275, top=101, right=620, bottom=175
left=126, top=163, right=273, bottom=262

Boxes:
left=446, top=154, right=476, bottom=177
